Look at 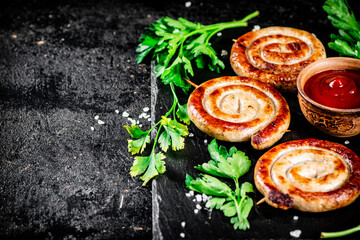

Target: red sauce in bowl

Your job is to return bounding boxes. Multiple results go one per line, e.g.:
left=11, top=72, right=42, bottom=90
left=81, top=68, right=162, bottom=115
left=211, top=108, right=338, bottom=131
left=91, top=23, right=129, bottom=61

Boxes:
left=304, top=69, right=360, bottom=109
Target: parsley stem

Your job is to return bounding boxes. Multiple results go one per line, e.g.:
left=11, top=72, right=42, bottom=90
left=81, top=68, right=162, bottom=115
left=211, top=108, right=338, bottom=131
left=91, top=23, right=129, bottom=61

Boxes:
left=321, top=224, right=360, bottom=238
left=145, top=83, right=178, bottom=143
left=151, top=124, right=163, bottom=152
left=233, top=178, right=244, bottom=225
left=201, top=10, right=259, bottom=31
left=181, top=10, right=259, bottom=45
left=230, top=193, right=243, bottom=227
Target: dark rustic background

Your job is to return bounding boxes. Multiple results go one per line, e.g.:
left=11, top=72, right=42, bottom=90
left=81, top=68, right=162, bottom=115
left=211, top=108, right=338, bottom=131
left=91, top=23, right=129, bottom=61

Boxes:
left=0, top=0, right=358, bottom=239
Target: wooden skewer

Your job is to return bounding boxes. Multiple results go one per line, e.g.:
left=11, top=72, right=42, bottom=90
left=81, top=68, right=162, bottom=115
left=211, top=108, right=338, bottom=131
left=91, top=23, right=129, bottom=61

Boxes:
left=184, top=78, right=198, bottom=88
left=256, top=197, right=266, bottom=205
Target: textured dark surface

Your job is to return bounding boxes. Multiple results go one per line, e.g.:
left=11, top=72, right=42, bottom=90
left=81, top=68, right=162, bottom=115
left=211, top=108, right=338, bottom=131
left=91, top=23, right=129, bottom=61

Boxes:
left=0, top=0, right=359, bottom=240
left=0, top=0, right=156, bottom=239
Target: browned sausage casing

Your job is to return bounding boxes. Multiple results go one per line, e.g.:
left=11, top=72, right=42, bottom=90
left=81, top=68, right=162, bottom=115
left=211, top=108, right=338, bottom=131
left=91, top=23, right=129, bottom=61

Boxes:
left=230, top=26, right=326, bottom=92
left=187, top=76, right=290, bottom=150
left=254, top=139, right=360, bottom=212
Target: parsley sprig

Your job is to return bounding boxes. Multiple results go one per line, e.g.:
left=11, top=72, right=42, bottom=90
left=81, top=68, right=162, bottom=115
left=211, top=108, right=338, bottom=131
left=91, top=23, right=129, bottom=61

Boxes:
left=321, top=224, right=360, bottom=238
left=323, top=0, right=360, bottom=58
left=126, top=12, right=259, bottom=185
left=186, top=139, right=254, bottom=230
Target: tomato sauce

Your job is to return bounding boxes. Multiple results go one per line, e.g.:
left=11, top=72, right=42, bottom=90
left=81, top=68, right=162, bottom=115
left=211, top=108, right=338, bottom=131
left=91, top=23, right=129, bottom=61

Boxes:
left=304, top=69, right=360, bottom=109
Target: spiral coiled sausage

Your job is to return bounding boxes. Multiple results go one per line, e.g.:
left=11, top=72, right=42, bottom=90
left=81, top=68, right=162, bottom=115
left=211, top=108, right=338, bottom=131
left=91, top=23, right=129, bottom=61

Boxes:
left=187, top=76, right=290, bottom=150
left=230, top=27, right=326, bottom=92
left=254, top=139, right=360, bottom=212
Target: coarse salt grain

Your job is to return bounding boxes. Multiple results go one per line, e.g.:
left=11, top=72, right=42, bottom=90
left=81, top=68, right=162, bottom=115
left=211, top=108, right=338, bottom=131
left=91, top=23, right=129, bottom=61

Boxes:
left=94, top=115, right=100, bottom=120
left=216, top=32, right=222, bottom=37
left=290, top=229, right=302, bottom=238
left=344, top=140, right=350, bottom=145
left=185, top=1, right=191, bottom=7
left=122, top=111, right=130, bottom=118
left=98, top=120, right=105, bottom=125
left=204, top=139, right=208, bottom=144
left=115, top=109, right=120, bottom=114
left=143, top=107, right=150, bottom=112
left=202, top=193, right=209, bottom=202
left=195, top=194, right=202, bottom=202
left=252, top=25, right=261, bottom=31
left=181, top=221, right=186, bottom=227
left=221, top=50, right=228, bottom=57
left=90, top=127, right=95, bottom=131
left=293, top=216, right=299, bottom=220
left=180, top=232, right=185, bottom=238
left=196, top=204, right=202, bottom=210
left=194, top=209, right=199, bottom=214
left=189, top=133, right=194, bottom=137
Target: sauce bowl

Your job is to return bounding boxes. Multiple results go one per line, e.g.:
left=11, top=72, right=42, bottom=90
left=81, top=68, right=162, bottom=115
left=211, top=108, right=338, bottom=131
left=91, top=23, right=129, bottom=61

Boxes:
left=297, top=57, right=360, bottom=137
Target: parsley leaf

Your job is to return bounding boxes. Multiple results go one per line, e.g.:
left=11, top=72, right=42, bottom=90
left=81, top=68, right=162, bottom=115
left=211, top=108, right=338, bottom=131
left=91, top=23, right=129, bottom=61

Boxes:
left=323, top=0, right=360, bottom=58
left=186, top=139, right=254, bottom=230
left=130, top=151, right=166, bottom=186
left=159, top=116, right=189, bottom=152
left=127, top=135, right=150, bottom=155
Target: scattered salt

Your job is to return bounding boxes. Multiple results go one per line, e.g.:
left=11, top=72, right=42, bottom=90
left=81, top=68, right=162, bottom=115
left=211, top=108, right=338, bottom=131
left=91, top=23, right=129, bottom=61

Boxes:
left=143, top=107, right=150, bottom=112
left=189, top=133, right=194, bottom=137
left=216, top=32, right=222, bottom=37
left=204, top=139, right=208, bottom=144
left=181, top=221, right=186, bottom=228
left=122, top=111, right=130, bottom=118
left=196, top=204, right=202, bottom=210
left=221, top=50, right=228, bottom=57
left=202, top=193, right=210, bottom=202
left=194, top=209, right=199, bottom=214
left=195, top=194, right=202, bottom=202
left=90, top=127, right=95, bottom=131
left=290, top=229, right=302, bottom=238
left=139, top=113, right=150, bottom=119
left=185, top=1, right=191, bottom=7
left=189, top=190, right=194, bottom=196
left=252, top=25, right=261, bottom=31
left=344, top=140, right=350, bottom=145
left=115, top=109, right=120, bottom=114
left=94, top=115, right=99, bottom=120
left=98, top=120, right=105, bottom=125
left=180, top=232, right=185, bottom=238
left=293, top=216, right=299, bottom=221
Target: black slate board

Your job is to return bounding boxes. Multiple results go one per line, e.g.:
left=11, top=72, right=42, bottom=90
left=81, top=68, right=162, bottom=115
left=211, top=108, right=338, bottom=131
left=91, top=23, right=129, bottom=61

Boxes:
left=150, top=2, right=360, bottom=239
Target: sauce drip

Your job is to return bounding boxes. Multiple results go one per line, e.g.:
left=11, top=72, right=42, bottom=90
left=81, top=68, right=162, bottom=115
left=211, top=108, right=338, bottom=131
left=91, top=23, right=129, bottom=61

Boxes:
left=304, top=69, right=360, bottom=109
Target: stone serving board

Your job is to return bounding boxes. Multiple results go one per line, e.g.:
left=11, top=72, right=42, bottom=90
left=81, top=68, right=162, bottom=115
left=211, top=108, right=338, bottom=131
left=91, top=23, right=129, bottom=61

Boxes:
left=150, top=41, right=360, bottom=240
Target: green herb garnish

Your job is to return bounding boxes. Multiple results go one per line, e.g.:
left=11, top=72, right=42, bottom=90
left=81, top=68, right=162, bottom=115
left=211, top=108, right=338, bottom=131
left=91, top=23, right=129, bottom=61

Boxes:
left=321, top=224, right=360, bottom=238
left=185, top=139, right=254, bottom=230
left=323, top=0, right=360, bottom=58
left=125, top=12, right=259, bottom=185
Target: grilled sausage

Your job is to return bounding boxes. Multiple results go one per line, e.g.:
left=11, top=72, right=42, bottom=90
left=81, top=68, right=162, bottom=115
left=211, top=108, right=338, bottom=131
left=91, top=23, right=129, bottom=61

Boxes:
left=187, top=76, right=290, bottom=150
left=230, top=26, right=326, bottom=92
left=254, top=139, right=360, bottom=212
